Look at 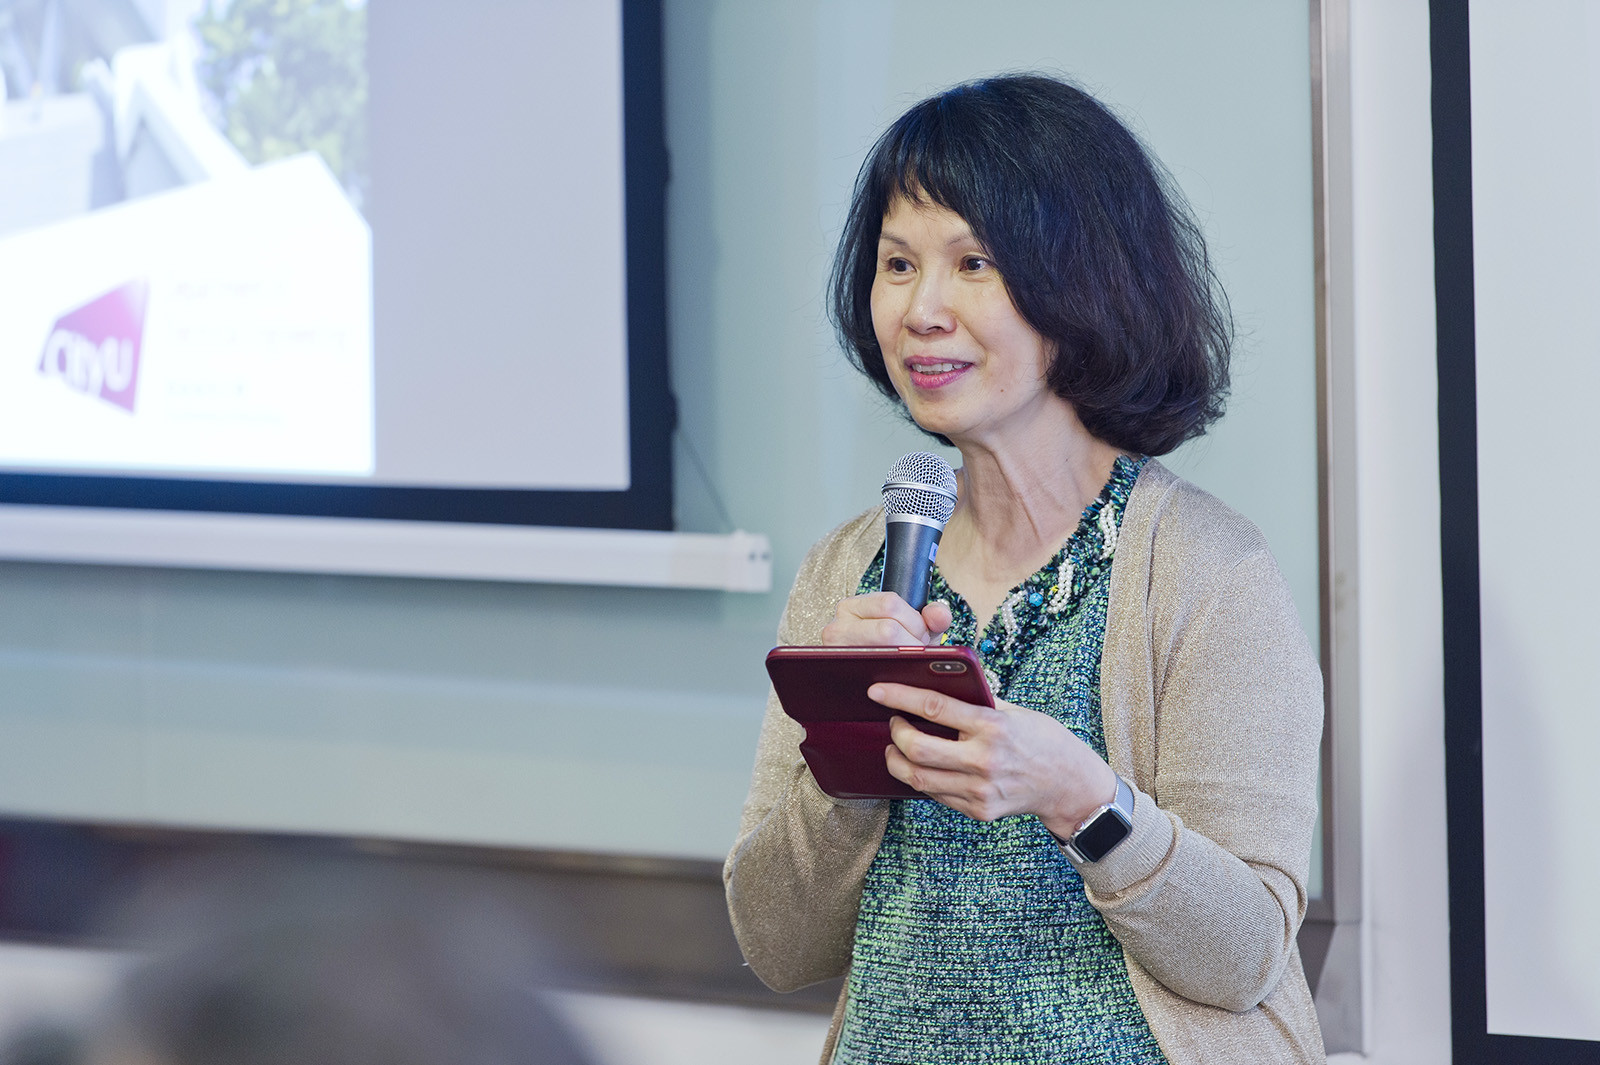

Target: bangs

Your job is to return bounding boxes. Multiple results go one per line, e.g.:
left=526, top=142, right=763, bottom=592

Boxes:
left=861, top=93, right=1010, bottom=255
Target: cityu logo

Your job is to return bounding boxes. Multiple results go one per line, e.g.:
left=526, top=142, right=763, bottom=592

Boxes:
left=37, top=280, right=148, bottom=413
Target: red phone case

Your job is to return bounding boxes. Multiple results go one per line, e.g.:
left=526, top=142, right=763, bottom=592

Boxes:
left=764, top=645, right=995, bottom=800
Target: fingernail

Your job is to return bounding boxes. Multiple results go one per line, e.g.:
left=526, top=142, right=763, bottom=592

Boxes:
left=867, top=684, right=885, bottom=702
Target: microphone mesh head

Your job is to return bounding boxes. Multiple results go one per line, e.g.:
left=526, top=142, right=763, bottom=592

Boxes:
left=882, top=452, right=958, bottom=525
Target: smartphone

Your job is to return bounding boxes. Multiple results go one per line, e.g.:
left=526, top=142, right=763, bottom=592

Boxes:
left=764, top=644, right=994, bottom=800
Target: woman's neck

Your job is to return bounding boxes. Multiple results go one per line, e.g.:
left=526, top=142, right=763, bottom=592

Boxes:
left=936, top=415, right=1123, bottom=625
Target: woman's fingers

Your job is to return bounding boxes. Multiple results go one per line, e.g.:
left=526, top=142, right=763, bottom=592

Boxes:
left=820, top=591, right=935, bottom=646
left=886, top=713, right=971, bottom=770
left=868, top=681, right=991, bottom=730
left=884, top=742, right=1010, bottom=820
left=822, top=616, right=916, bottom=646
left=878, top=690, right=1115, bottom=827
left=885, top=742, right=967, bottom=794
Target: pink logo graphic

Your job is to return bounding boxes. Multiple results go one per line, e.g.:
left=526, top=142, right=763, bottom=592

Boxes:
left=37, top=280, right=148, bottom=413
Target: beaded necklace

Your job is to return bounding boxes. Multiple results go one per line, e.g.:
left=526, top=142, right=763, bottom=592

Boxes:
left=950, top=454, right=1144, bottom=695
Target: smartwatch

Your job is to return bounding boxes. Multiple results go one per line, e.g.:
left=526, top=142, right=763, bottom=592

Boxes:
left=1059, top=775, right=1135, bottom=863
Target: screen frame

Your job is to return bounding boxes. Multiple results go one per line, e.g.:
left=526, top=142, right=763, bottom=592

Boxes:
left=0, top=0, right=673, bottom=532
left=1435, top=1, right=1599, bottom=1059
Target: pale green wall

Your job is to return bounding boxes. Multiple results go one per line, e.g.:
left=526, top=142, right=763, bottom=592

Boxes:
left=0, top=1, right=1315, bottom=862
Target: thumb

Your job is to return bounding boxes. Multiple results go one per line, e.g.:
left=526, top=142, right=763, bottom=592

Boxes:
left=922, top=599, right=954, bottom=639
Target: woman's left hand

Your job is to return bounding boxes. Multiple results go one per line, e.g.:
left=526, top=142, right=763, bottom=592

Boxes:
left=870, top=681, right=1119, bottom=837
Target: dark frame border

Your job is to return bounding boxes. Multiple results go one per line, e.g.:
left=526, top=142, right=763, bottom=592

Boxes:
left=1434, top=1, right=1599, bottom=1060
left=0, top=0, right=673, bottom=532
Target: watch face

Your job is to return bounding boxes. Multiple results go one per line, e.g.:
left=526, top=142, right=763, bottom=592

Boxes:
left=1073, top=809, right=1132, bottom=862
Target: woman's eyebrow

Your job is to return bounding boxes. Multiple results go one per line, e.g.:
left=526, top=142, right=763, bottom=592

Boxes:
left=876, top=230, right=980, bottom=249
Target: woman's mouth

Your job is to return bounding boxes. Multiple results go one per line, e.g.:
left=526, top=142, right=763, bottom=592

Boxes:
left=905, top=358, right=972, bottom=388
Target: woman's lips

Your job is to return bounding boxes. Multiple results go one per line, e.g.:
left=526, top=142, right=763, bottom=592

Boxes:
left=905, top=357, right=972, bottom=389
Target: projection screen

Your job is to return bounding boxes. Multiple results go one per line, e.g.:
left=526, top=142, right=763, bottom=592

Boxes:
left=0, top=0, right=690, bottom=578
left=1438, top=0, right=1600, bottom=1060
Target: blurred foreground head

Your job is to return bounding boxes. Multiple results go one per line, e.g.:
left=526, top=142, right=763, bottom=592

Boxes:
left=78, top=852, right=594, bottom=1065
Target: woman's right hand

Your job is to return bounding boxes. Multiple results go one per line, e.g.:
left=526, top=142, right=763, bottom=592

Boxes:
left=820, top=592, right=953, bottom=647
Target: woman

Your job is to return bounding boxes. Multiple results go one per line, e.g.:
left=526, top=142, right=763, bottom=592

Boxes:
left=724, top=75, right=1324, bottom=1064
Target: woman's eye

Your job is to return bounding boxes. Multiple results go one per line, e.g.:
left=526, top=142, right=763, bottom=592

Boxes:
left=884, top=257, right=913, bottom=274
left=962, top=255, right=991, bottom=272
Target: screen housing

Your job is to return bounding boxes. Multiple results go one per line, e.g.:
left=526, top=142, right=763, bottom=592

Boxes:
left=0, top=0, right=673, bottom=533
left=1435, top=0, right=1600, bottom=1059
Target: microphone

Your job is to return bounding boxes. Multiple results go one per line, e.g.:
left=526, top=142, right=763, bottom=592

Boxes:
left=880, top=452, right=958, bottom=611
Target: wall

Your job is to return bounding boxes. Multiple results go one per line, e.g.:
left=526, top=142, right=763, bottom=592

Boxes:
left=1333, top=0, right=1453, bottom=1060
left=0, top=2, right=1318, bottom=862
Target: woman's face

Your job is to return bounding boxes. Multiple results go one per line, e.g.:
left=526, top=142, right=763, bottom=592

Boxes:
left=870, top=197, right=1069, bottom=450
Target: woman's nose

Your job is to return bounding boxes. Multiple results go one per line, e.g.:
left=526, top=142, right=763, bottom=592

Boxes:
left=905, top=275, right=956, bottom=334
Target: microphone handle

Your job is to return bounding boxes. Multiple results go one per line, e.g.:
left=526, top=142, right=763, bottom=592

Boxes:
left=881, top=518, right=943, bottom=611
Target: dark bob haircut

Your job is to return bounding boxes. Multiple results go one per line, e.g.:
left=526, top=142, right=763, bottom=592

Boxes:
left=829, top=74, right=1232, bottom=455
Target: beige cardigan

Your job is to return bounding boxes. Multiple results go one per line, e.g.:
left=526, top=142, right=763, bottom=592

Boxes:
left=723, top=460, right=1327, bottom=1064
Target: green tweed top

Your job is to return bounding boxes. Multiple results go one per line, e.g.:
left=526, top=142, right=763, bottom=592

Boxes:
left=831, top=454, right=1168, bottom=1065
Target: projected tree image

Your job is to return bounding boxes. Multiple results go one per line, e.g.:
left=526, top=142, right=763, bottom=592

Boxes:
left=194, top=0, right=368, bottom=209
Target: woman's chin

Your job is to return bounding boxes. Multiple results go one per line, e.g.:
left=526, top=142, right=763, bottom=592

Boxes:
left=904, top=409, right=967, bottom=445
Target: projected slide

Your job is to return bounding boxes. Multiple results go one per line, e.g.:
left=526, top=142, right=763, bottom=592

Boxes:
left=0, top=155, right=372, bottom=476
left=0, top=0, right=372, bottom=478
left=1470, top=0, right=1600, bottom=1045
left=0, top=0, right=633, bottom=494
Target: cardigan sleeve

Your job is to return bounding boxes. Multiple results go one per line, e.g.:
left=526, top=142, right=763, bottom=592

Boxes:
left=722, top=521, right=890, bottom=993
left=1076, top=543, right=1324, bottom=1013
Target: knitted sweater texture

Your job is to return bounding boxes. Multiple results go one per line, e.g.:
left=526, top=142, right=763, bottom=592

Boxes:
left=723, top=459, right=1327, bottom=1064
